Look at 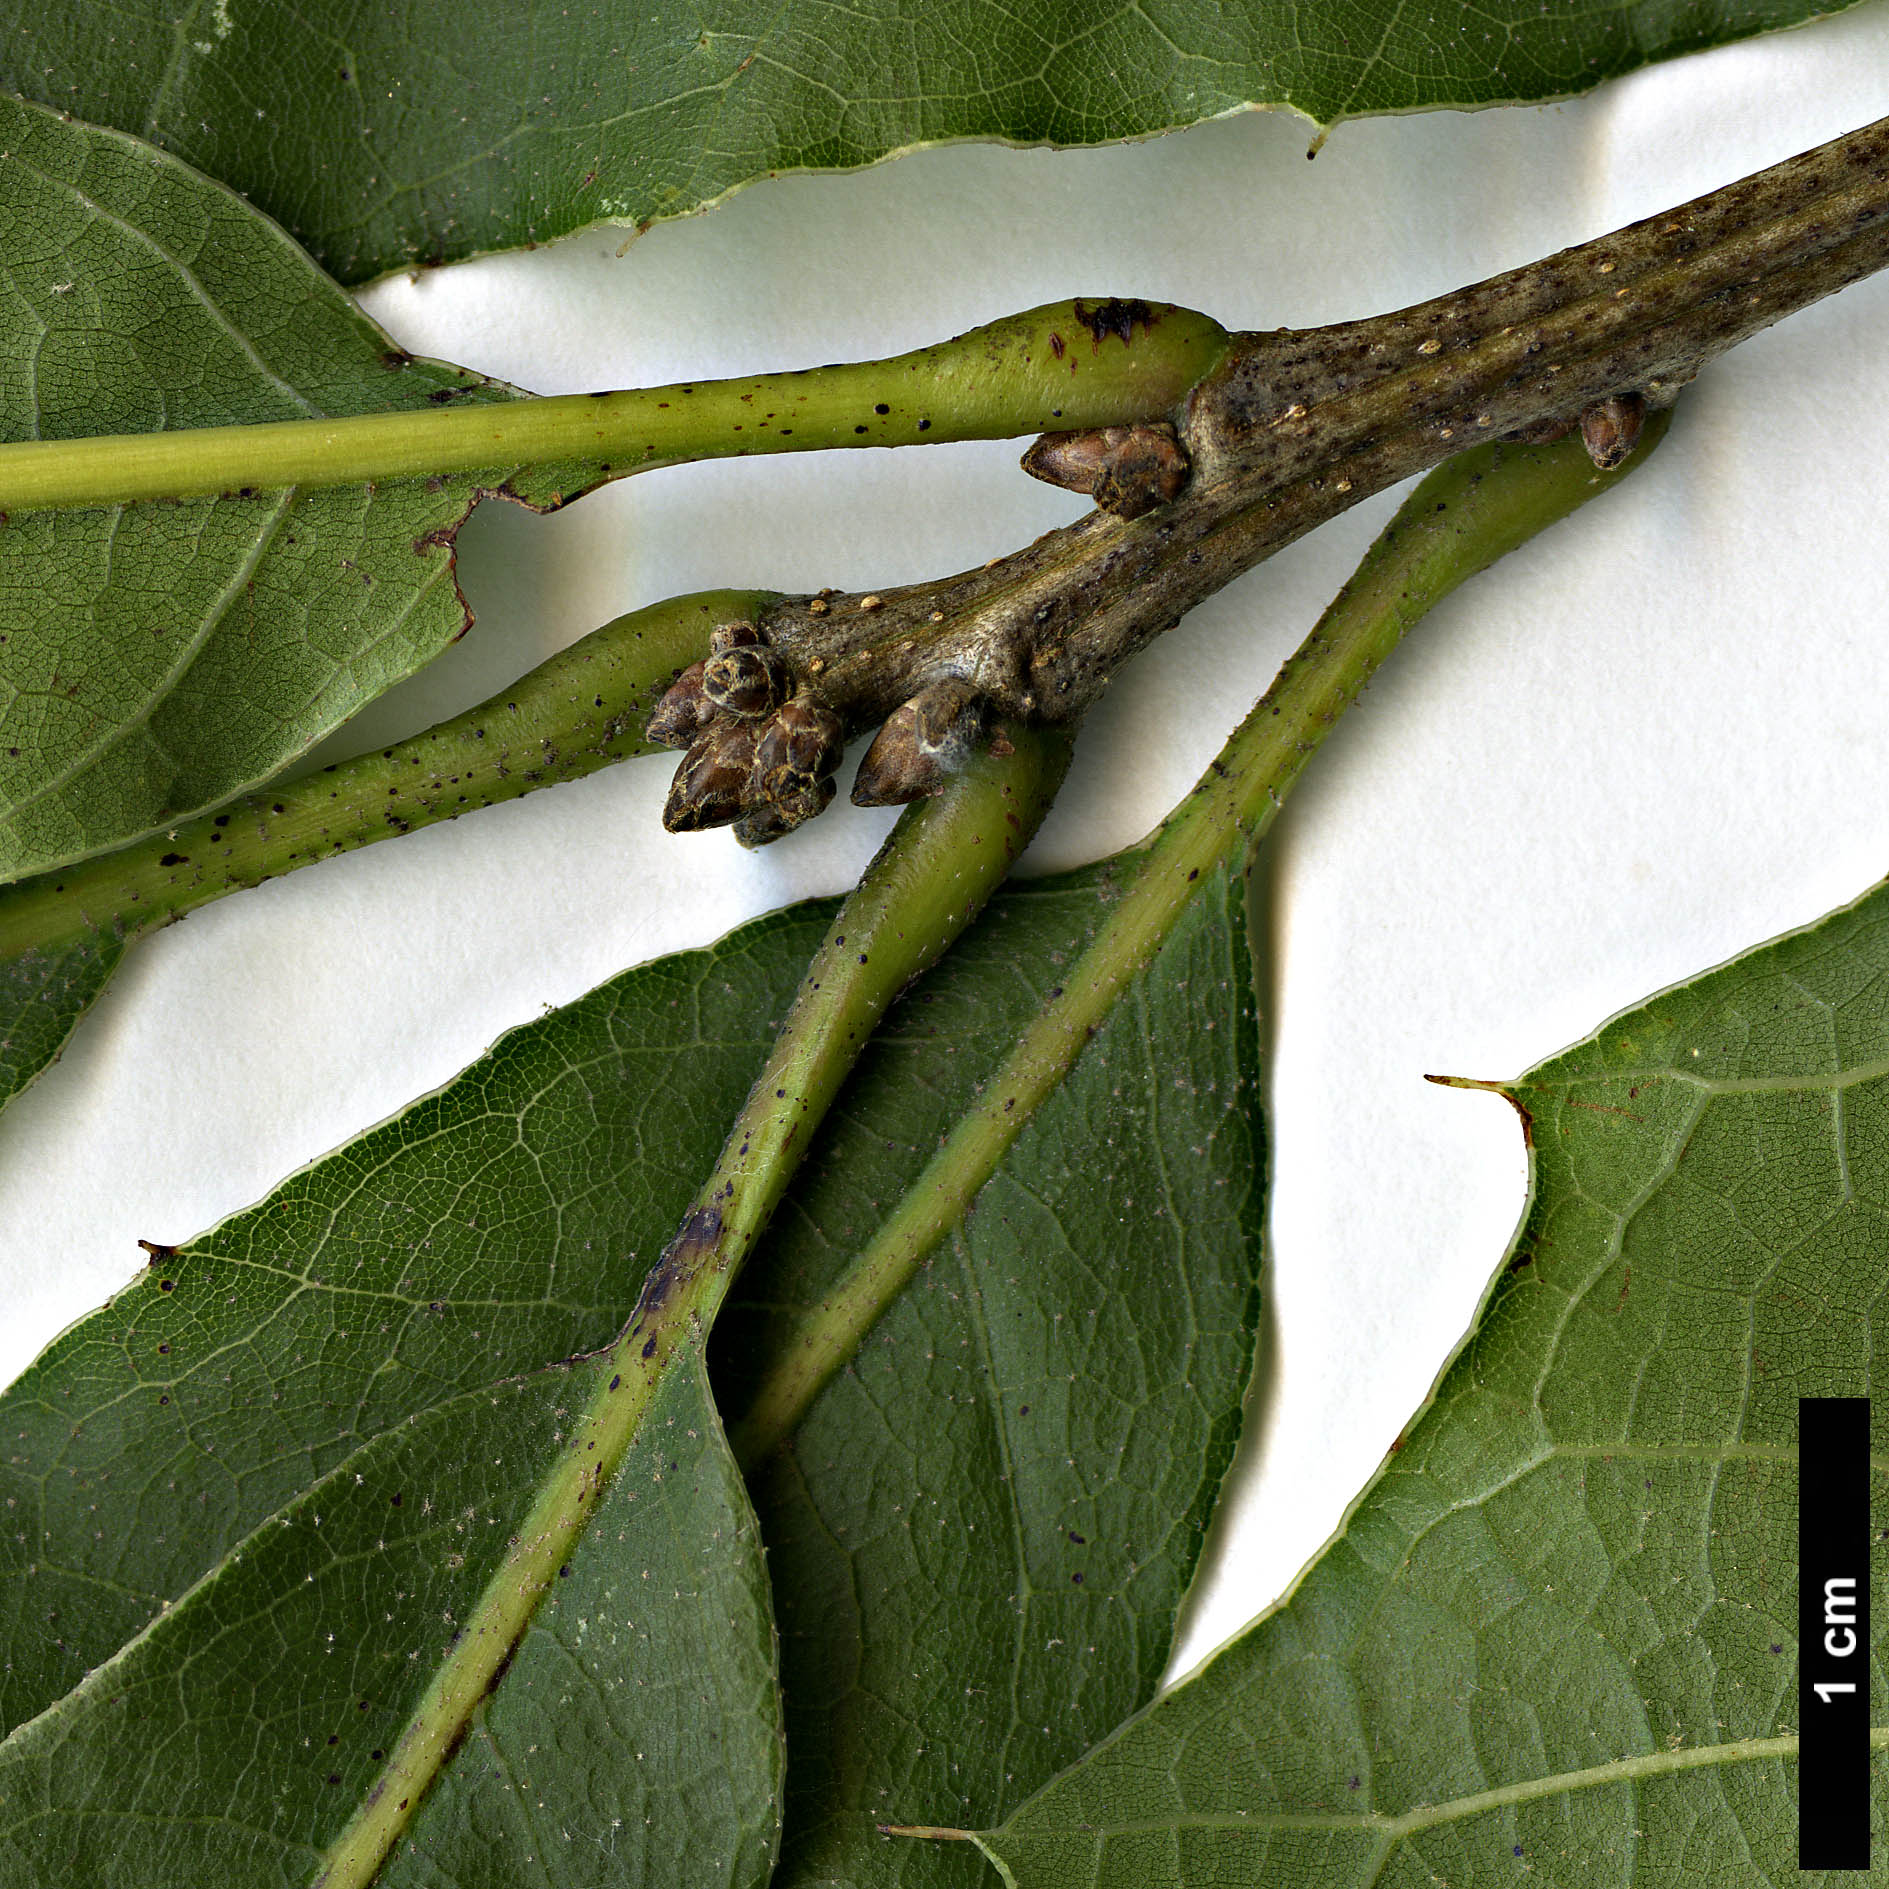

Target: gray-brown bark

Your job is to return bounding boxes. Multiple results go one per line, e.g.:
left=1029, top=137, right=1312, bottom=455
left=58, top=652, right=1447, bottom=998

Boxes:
left=651, top=113, right=1889, bottom=843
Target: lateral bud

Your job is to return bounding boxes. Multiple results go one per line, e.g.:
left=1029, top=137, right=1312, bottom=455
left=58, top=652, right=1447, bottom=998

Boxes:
left=1578, top=393, right=1646, bottom=471
left=852, top=677, right=983, bottom=806
left=750, top=696, right=845, bottom=801
left=663, top=719, right=760, bottom=832
left=646, top=660, right=713, bottom=749
left=703, top=643, right=794, bottom=719
left=734, top=775, right=837, bottom=849
left=1019, top=422, right=1190, bottom=519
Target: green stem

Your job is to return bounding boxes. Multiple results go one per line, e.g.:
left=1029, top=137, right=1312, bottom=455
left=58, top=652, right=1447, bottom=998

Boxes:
left=315, top=717, right=1076, bottom=1889
left=0, top=589, right=768, bottom=958
left=651, top=722, right=1074, bottom=1279
left=728, top=409, right=1674, bottom=1466
left=0, top=303, right=1227, bottom=514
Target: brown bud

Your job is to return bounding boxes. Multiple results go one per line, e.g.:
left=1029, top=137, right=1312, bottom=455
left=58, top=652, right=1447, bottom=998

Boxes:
left=734, top=774, right=835, bottom=849
left=645, top=661, right=712, bottom=749
left=1020, top=423, right=1189, bottom=519
left=851, top=678, right=981, bottom=806
left=703, top=644, right=793, bottom=719
left=1021, top=429, right=1113, bottom=495
left=777, top=774, right=835, bottom=822
left=709, top=619, right=762, bottom=654
left=1579, top=393, right=1646, bottom=471
left=1093, top=429, right=1189, bottom=518
left=662, top=720, right=759, bottom=832
left=732, top=803, right=792, bottom=849
left=750, top=697, right=845, bottom=800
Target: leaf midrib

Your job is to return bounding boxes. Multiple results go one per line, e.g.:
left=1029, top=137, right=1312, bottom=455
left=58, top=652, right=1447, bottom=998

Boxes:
left=987, top=1727, right=1860, bottom=1845
left=0, top=490, right=296, bottom=828
left=1545, top=1051, right=1889, bottom=1096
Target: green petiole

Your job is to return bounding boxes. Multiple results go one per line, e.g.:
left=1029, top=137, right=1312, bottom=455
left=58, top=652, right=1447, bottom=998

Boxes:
left=0, top=589, right=768, bottom=960
left=316, top=717, right=1076, bottom=1889
left=730, top=409, right=1676, bottom=1466
left=0, top=302, right=1228, bottom=514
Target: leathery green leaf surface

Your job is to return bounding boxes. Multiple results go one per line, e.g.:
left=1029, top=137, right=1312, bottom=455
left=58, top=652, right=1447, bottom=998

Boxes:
left=716, top=857, right=1263, bottom=1885
left=0, top=935, right=121, bottom=1115
left=0, top=0, right=1863, bottom=284
left=0, top=896, right=825, bottom=1884
left=0, top=851, right=1260, bottom=1882
left=384, top=1341, right=784, bottom=1889
left=972, top=875, right=1889, bottom=1886
left=0, top=95, right=582, bottom=885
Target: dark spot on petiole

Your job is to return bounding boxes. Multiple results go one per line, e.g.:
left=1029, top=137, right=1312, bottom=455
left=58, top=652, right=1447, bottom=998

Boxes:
left=1073, top=298, right=1157, bottom=348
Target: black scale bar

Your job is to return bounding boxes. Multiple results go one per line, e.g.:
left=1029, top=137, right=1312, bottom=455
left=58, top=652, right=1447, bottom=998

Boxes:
left=1801, top=1395, right=1872, bottom=1870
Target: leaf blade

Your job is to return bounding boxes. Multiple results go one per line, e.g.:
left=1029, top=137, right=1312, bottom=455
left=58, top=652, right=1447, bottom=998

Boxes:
left=721, top=856, right=1263, bottom=1882
left=382, top=1342, right=785, bottom=1889
left=0, top=936, right=121, bottom=1116
left=0, top=93, right=575, bottom=884
left=971, top=876, right=1889, bottom=1885
left=0, top=1, right=1868, bottom=284
left=0, top=830, right=1262, bottom=1882
left=0, top=894, right=826, bottom=1746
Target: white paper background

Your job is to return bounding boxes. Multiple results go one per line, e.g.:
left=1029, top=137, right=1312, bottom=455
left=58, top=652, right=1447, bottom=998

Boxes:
left=3, top=12, right=1887, bottom=1691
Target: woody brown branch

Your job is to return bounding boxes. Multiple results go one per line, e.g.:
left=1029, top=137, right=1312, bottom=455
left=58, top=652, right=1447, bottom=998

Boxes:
left=652, top=113, right=1889, bottom=841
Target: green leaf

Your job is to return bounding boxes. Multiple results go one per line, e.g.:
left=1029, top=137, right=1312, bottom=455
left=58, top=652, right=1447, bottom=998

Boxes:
left=0, top=936, right=120, bottom=1116
left=0, top=898, right=822, bottom=1880
left=0, top=843, right=1259, bottom=1879
left=0, top=0, right=1865, bottom=284
left=0, top=587, right=727, bottom=1127
left=0, top=1340, right=783, bottom=1889
left=719, top=855, right=1262, bottom=1882
left=968, top=875, right=1889, bottom=1885
left=382, top=1340, right=785, bottom=1889
left=0, top=93, right=587, bottom=885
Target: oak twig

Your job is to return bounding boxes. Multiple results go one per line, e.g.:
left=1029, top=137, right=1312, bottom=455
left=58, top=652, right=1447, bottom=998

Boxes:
left=650, top=113, right=1889, bottom=842
left=731, top=412, right=1675, bottom=1464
